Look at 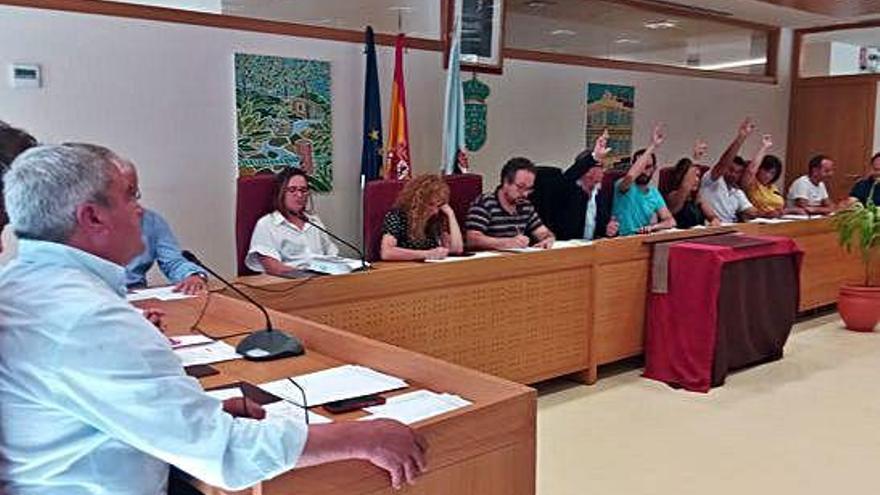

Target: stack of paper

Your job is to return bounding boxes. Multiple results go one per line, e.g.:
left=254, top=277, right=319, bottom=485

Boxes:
left=781, top=214, right=811, bottom=221
left=497, top=246, right=544, bottom=253
left=126, top=286, right=196, bottom=302
left=205, top=388, right=244, bottom=401
left=174, top=340, right=242, bottom=367
left=259, top=365, right=407, bottom=407
left=263, top=400, right=332, bottom=424
left=169, top=334, right=214, bottom=349
left=423, top=251, right=501, bottom=263
left=550, top=240, right=593, bottom=249
left=360, top=390, right=471, bottom=425
left=749, top=218, right=792, bottom=224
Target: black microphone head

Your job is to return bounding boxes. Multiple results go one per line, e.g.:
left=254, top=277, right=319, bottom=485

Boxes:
left=181, top=250, right=200, bottom=265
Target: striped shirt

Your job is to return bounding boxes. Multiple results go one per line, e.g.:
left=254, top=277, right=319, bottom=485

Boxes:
left=466, top=189, right=544, bottom=240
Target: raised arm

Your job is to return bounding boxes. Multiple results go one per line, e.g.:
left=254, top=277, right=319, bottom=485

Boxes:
left=711, top=118, right=754, bottom=181
left=619, top=124, right=664, bottom=194
left=741, top=133, right=773, bottom=190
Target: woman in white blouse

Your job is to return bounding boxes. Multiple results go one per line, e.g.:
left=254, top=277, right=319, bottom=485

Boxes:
left=246, top=167, right=338, bottom=275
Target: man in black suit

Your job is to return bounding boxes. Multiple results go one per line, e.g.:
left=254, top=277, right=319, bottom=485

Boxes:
left=556, top=131, right=620, bottom=240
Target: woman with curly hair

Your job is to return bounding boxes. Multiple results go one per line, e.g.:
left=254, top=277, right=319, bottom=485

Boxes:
left=380, top=174, right=464, bottom=261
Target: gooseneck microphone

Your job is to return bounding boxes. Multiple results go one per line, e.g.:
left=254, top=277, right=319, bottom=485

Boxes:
left=181, top=250, right=304, bottom=361
left=293, top=212, right=369, bottom=271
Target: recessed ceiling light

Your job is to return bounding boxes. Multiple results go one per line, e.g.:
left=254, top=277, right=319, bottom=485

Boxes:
left=388, top=6, right=413, bottom=12
left=643, top=19, right=679, bottom=30
left=526, top=1, right=552, bottom=8
left=614, top=38, right=641, bottom=44
left=550, top=29, right=576, bottom=36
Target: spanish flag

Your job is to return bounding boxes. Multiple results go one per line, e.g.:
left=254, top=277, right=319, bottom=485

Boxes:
left=384, top=34, right=412, bottom=180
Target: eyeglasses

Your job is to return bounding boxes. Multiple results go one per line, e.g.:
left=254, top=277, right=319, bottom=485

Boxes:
left=285, top=186, right=310, bottom=195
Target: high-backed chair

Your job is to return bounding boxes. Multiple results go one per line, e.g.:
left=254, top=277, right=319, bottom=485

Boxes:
left=236, top=173, right=277, bottom=276
left=363, top=173, right=483, bottom=261
left=531, top=166, right=568, bottom=239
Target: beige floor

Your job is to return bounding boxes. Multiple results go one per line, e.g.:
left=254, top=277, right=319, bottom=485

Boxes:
left=536, top=313, right=880, bottom=495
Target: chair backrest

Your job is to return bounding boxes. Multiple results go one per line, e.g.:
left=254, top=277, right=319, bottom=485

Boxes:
left=235, top=174, right=277, bottom=276
left=363, top=173, right=483, bottom=261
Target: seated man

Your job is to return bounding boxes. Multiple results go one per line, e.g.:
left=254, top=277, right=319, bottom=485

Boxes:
left=787, top=154, right=835, bottom=215
left=246, top=167, right=339, bottom=275
left=0, top=144, right=426, bottom=494
left=0, top=121, right=38, bottom=252
left=558, top=130, right=619, bottom=240
left=847, top=152, right=880, bottom=206
left=466, top=157, right=555, bottom=250
left=699, top=119, right=762, bottom=223
left=612, top=125, right=676, bottom=236
left=108, top=156, right=208, bottom=294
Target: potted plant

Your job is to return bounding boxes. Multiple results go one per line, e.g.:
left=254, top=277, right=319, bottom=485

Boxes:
left=834, top=182, right=880, bottom=331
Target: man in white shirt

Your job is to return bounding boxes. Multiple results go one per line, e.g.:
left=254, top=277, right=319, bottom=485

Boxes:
left=700, top=119, right=761, bottom=223
left=0, top=144, right=426, bottom=495
left=787, top=154, right=835, bottom=215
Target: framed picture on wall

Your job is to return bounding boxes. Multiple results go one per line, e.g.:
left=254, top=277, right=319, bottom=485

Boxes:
left=445, top=0, right=506, bottom=74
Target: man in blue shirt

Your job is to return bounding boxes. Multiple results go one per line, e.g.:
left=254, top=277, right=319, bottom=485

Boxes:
left=612, top=125, right=676, bottom=236
left=116, top=158, right=208, bottom=294
left=0, top=144, right=427, bottom=494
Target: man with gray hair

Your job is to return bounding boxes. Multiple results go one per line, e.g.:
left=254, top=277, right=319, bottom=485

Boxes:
left=0, top=144, right=427, bottom=495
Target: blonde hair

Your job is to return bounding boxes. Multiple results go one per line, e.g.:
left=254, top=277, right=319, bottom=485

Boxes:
left=393, top=174, right=450, bottom=242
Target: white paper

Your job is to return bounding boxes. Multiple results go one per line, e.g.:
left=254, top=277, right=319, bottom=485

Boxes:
left=749, top=218, right=793, bottom=224
left=259, top=365, right=407, bottom=407
left=497, top=246, right=544, bottom=253
left=781, top=214, right=811, bottom=221
left=360, top=390, right=471, bottom=425
left=175, top=341, right=242, bottom=367
left=263, top=400, right=332, bottom=424
left=169, top=334, right=214, bottom=349
left=423, top=251, right=502, bottom=263
left=550, top=240, right=593, bottom=249
left=302, top=255, right=367, bottom=275
left=127, top=286, right=195, bottom=302
left=205, top=388, right=243, bottom=401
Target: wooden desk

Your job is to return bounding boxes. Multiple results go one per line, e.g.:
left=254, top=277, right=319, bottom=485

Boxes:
left=231, top=218, right=864, bottom=384
left=147, top=294, right=536, bottom=495
left=233, top=247, right=594, bottom=385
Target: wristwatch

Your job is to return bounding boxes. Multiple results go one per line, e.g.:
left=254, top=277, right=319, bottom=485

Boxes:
left=192, top=272, right=209, bottom=282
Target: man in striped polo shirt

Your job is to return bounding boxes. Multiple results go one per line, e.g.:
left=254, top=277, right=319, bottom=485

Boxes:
left=465, top=157, right=556, bottom=250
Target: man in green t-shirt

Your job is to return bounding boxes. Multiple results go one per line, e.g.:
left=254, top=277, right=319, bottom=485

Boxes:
left=612, top=124, right=676, bottom=236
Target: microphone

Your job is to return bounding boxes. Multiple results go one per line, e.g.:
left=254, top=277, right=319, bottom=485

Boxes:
left=181, top=250, right=304, bottom=361
left=293, top=212, right=369, bottom=271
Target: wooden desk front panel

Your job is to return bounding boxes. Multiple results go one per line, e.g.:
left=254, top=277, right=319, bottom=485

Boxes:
left=593, top=258, right=649, bottom=365
left=239, top=250, right=593, bottom=385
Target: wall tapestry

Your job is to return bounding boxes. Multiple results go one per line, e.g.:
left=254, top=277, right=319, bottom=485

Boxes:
left=235, top=53, right=333, bottom=192
left=585, top=83, right=634, bottom=167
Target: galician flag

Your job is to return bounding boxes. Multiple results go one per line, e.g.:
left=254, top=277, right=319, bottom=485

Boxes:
left=384, top=33, right=412, bottom=180
left=442, top=0, right=468, bottom=175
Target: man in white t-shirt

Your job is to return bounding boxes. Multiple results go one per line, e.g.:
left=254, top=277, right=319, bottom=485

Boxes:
left=787, top=155, right=834, bottom=215
left=699, top=119, right=761, bottom=223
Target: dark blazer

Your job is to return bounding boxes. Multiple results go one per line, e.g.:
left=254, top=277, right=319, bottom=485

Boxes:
left=532, top=155, right=612, bottom=241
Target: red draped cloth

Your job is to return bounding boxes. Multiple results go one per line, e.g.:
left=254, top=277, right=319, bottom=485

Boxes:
left=643, top=235, right=802, bottom=393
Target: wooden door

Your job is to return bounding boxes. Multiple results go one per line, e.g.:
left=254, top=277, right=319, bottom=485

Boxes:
left=787, top=76, right=877, bottom=201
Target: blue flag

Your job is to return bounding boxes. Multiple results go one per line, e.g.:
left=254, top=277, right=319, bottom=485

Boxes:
left=442, top=0, right=468, bottom=175
left=361, top=26, right=384, bottom=183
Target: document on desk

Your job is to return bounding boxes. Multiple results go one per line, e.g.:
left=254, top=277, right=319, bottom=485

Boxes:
left=263, top=400, right=332, bottom=424
left=423, top=251, right=501, bottom=263
left=550, top=240, right=593, bottom=249
left=780, top=214, right=811, bottom=221
left=126, top=286, right=196, bottom=302
left=360, top=390, right=472, bottom=425
left=174, top=340, right=242, bottom=367
left=259, top=365, right=408, bottom=407
left=497, top=246, right=544, bottom=253
left=205, top=388, right=243, bottom=401
left=749, top=218, right=793, bottom=224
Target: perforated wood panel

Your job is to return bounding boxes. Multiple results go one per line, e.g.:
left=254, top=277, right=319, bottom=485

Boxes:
left=593, top=259, right=649, bottom=365
left=297, top=268, right=591, bottom=384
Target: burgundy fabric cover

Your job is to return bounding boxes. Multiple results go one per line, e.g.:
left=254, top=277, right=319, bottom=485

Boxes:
left=643, top=235, right=802, bottom=393
left=363, top=174, right=483, bottom=261
left=235, top=174, right=277, bottom=276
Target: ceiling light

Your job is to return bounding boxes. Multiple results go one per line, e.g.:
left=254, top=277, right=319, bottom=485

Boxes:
left=614, top=38, right=641, bottom=44
left=550, top=29, right=576, bottom=36
left=698, top=57, right=767, bottom=71
left=643, top=19, right=679, bottom=30
left=526, top=1, right=552, bottom=8
left=388, top=6, right=413, bottom=12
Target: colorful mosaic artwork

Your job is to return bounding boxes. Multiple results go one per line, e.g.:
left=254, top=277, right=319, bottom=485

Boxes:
left=235, top=53, right=333, bottom=192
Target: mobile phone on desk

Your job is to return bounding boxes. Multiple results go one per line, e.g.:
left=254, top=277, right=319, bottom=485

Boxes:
left=324, top=394, right=386, bottom=414
left=448, top=251, right=477, bottom=257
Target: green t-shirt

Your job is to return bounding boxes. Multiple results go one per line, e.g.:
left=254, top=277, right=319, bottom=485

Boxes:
left=611, top=178, right=667, bottom=236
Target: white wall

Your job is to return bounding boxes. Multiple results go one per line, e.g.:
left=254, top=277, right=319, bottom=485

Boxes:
left=0, top=6, right=792, bottom=275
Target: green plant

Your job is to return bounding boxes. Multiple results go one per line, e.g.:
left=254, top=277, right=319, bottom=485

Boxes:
left=834, top=181, right=879, bottom=286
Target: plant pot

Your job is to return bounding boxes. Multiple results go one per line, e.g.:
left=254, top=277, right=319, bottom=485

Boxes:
left=838, top=285, right=880, bottom=332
